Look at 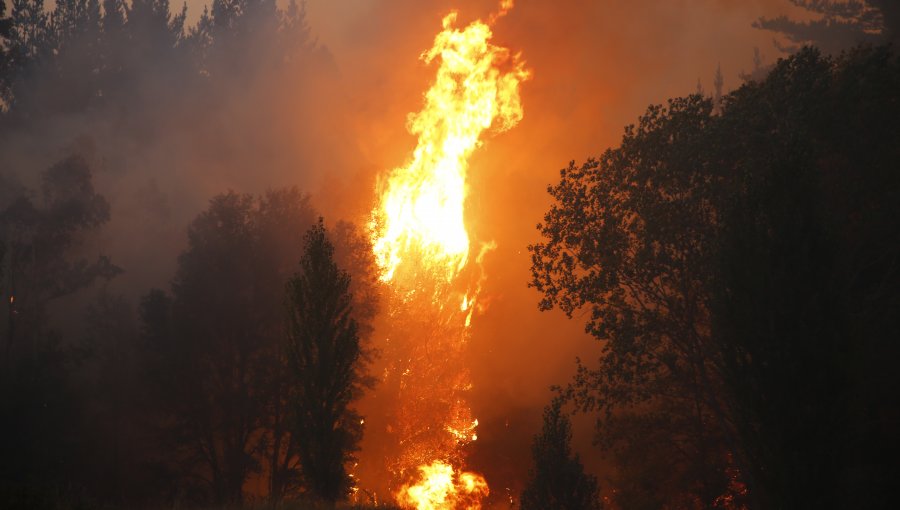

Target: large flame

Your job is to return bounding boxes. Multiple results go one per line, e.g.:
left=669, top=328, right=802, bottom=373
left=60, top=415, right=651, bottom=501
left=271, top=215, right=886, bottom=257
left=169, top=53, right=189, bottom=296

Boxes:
left=370, top=8, right=528, bottom=286
left=368, top=3, right=527, bottom=509
left=398, top=461, right=490, bottom=510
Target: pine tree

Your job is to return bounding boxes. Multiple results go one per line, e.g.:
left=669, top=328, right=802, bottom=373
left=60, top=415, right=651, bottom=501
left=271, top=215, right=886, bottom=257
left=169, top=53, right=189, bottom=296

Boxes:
left=521, top=400, right=602, bottom=510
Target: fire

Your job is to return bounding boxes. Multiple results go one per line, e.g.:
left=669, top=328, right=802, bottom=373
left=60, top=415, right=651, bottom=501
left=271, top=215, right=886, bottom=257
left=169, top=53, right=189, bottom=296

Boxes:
left=370, top=5, right=529, bottom=286
left=367, top=2, right=527, bottom=509
left=398, top=461, right=490, bottom=510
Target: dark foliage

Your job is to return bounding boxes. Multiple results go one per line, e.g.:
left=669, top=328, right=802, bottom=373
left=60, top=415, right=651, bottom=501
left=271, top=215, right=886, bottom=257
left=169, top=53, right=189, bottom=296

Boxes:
left=0, top=153, right=118, bottom=505
left=711, top=45, right=900, bottom=509
left=137, top=192, right=377, bottom=505
left=285, top=219, right=370, bottom=504
left=530, top=45, right=900, bottom=508
left=138, top=190, right=314, bottom=504
left=0, top=0, right=377, bottom=506
left=754, top=0, right=900, bottom=54
left=521, top=400, right=602, bottom=510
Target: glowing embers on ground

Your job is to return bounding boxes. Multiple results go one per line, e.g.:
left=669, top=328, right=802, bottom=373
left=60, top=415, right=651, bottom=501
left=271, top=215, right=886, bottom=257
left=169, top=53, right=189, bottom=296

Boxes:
left=398, top=461, right=489, bottom=510
left=367, top=2, right=528, bottom=509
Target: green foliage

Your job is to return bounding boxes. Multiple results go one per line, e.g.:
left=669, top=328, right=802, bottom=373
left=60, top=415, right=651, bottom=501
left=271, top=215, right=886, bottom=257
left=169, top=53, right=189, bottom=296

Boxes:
left=284, top=219, right=369, bottom=504
left=521, top=400, right=601, bottom=510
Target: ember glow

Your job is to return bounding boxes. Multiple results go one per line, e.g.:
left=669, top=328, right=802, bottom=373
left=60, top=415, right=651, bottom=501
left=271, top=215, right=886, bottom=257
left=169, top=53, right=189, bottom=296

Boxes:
left=397, top=461, right=490, bottom=510
left=368, top=2, right=528, bottom=509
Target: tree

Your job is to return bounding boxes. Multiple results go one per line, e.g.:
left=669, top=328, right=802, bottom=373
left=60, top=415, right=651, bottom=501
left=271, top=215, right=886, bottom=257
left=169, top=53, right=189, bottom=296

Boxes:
left=529, top=93, right=733, bottom=508
left=0, top=152, right=118, bottom=505
left=1, top=152, right=118, bottom=355
left=77, top=288, right=147, bottom=504
left=284, top=219, right=368, bottom=504
left=139, top=189, right=316, bottom=504
left=754, top=0, right=899, bottom=55
left=520, top=400, right=601, bottom=510
left=530, top=44, right=900, bottom=508
left=709, top=45, right=900, bottom=509
left=137, top=190, right=379, bottom=504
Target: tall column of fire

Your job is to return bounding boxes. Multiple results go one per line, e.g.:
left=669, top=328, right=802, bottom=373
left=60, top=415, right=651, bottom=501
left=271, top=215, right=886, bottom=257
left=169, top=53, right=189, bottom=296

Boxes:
left=368, top=3, right=528, bottom=509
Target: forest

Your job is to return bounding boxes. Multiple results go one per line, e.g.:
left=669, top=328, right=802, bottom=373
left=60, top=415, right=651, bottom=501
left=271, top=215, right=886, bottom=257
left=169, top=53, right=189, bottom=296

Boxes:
left=1, top=1, right=899, bottom=509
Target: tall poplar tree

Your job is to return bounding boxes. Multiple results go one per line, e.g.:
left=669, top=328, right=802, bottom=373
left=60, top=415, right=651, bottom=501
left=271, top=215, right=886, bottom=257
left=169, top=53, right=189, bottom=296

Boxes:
left=285, top=219, right=367, bottom=504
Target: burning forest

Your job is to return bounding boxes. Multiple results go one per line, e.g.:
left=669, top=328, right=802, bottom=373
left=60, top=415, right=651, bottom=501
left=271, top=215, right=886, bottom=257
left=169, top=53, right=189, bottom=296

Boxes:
left=2, top=0, right=900, bottom=509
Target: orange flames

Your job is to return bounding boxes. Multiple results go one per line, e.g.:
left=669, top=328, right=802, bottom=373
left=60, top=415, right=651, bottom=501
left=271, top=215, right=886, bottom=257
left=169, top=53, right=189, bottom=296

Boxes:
left=397, top=461, right=490, bottom=510
left=370, top=6, right=528, bottom=287
left=368, top=2, right=527, bottom=509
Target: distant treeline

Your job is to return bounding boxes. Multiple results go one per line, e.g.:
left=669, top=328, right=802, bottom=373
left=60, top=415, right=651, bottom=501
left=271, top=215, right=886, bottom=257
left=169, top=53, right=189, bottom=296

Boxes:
left=0, top=0, right=313, bottom=121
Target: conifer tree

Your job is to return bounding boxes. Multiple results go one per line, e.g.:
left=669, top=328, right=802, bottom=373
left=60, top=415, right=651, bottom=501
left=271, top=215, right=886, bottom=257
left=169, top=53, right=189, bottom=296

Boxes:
left=521, top=400, right=602, bottom=510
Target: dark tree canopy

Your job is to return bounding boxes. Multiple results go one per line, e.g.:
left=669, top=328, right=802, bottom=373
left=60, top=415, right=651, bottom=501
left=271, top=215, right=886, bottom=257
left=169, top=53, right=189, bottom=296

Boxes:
left=137, top=194, right=377, bottom=505
left=530, top=45, right=900, bottom=509
left=139, top=189, right=315, bottom=504
left=0, top=152, right=119, bottom=504
left=284, top=219, right=369, bottom=504
left=754, top=0, right=900, bottom=54
left=520, top=400, right=602, bottom=510
left=0, top=0, right=372, bottom=506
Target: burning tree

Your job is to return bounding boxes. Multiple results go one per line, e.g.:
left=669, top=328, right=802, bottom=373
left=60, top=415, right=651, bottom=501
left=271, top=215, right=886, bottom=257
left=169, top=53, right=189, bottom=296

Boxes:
left=365, top=2, right=529, bottom=508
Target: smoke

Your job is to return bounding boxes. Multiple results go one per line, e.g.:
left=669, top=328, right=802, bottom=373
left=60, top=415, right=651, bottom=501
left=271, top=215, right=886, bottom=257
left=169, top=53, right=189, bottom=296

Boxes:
left=0, top=0, right=804, bottom=503
left=304, top=0, right=807, bottom=499
left=1, top=0, right=365, bottom=304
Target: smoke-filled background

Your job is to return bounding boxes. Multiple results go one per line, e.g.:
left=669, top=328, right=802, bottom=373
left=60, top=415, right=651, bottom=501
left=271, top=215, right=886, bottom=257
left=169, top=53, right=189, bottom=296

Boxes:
left=2, top=0, right=898, bottom=508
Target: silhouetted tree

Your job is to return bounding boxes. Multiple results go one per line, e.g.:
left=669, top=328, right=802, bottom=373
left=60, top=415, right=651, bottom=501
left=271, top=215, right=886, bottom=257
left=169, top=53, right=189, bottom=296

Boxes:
left=0, top=152, right=118, bottom=505
left=1, top=153, right=118, bottom=353
left=755, top=0, right=899, bottom=54
left=265, top=219, right=380, bottom=502
left=137, top=189, right=378, bottom=504
left=521, top=400, right=601, bottom=510
left=529, top=93, right=733, bottom=508
left=710, top=45, right=900, bottom=509
left=740, top=47, right=769, bottom=83
left=531, top=44, right=900, bottom=509
left=284, top=219, right=369, bottom=504
left=139, top=189, right=316, bottom=504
